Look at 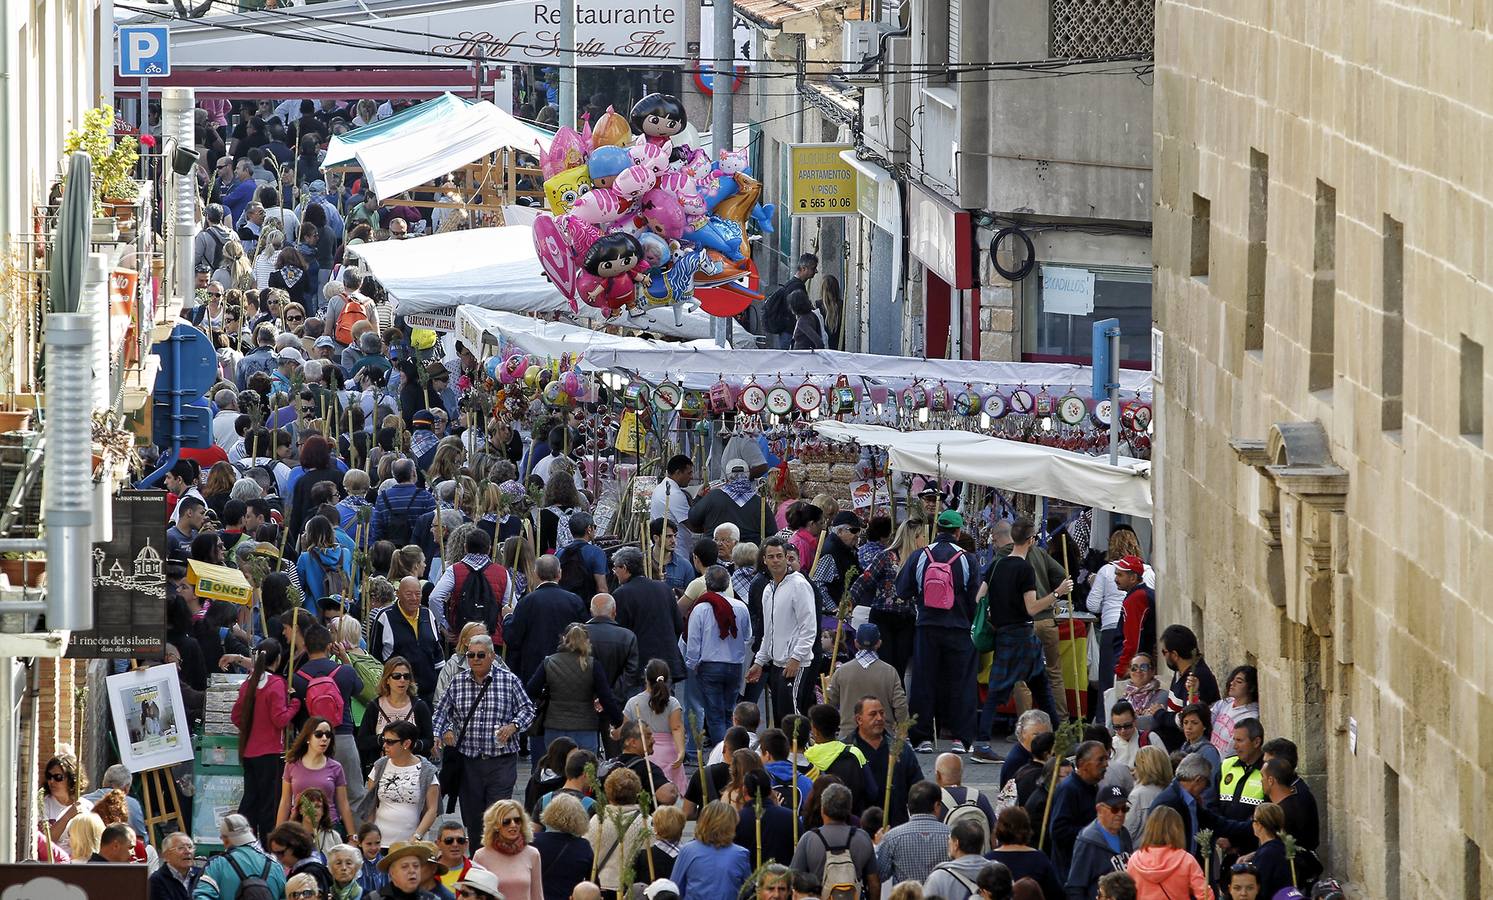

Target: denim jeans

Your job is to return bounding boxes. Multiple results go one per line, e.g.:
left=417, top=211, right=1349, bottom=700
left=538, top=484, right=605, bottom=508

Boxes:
left=531, top=728, right=600, bottom=770
left=693, top=662, right=743, bottom=746
left=676, top=676, right=707, bottom=754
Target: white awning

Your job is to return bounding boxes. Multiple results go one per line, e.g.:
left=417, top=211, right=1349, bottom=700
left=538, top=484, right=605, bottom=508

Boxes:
left=456, top=307, right=738, bottom=360
left=814, top=422, right=1153, bottom=518
left=350, top=227, right=758, bottom=344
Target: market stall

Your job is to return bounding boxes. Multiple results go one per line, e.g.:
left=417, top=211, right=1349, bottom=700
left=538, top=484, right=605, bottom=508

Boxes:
left=352, top=228, right=759, bottom=344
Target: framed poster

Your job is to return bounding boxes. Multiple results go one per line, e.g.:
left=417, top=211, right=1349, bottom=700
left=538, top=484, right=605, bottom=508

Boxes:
left=106, top=663, right=194, bottom=772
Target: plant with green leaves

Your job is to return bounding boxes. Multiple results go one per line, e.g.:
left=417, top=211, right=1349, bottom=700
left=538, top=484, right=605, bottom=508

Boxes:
left=1282, top=831, right=1299, bottom=886
left=1196, top=827, right=1215, bottom=883
left=1038, top=717, right=1084, bottom=851
left=62, top=105, right=140, bottom=211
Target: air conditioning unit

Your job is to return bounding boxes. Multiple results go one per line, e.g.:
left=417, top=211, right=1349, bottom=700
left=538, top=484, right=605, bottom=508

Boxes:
left=844, top=19, right=896, bottom=65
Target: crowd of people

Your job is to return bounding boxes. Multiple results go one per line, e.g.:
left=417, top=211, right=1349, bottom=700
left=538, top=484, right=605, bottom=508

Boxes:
left=36, top=96, right=1343, bottom=900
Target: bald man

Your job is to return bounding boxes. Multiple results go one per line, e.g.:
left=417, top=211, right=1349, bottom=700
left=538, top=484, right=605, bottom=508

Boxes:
left=933, top=752, right=997, bottom=829
left=571, top=882, right=602, bottom=900
left=586, top=591, right=642, bottom=700
left=369, top=575, right=446, bottom=706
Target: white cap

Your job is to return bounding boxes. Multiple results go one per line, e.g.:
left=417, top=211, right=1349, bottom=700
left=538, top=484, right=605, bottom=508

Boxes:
left=277, top=346, right=305, bottom=363
left=724, top=457, right=749, bottom=475
left=643, top=880, right=680, bottom=900
left=455, top=865, right=505, bottom=900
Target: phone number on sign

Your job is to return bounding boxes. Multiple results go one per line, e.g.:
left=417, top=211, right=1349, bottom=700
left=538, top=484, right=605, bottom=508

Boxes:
left=798, top=197, right=853, bottom=210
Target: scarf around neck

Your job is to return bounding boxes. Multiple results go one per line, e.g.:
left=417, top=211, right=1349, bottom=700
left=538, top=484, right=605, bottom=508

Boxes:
left=489, top=832, right=528, bottom=856
left=718, top=474, right=756, bottom=506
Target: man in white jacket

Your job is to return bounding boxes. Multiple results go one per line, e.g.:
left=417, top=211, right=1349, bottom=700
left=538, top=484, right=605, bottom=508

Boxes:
left=746, top=536, right=817, bottom=726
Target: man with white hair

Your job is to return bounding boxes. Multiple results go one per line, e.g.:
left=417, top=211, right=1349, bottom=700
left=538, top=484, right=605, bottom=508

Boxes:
left=211, top=389, right=240, bottom=449
left=369, top=576, right=445, bottom=707
left=585, top=591, right=641, bottom=700
left=713, top=522, right=740, bottom=562
left=991, top=709, right=1052, bottom=782
left=432, top=632, right=535, bottom=840
left=194, top=814, right=286, bottom=900
left=82, top=764, right=146, bottom=836
left=151, top=831, right=196, bottom=900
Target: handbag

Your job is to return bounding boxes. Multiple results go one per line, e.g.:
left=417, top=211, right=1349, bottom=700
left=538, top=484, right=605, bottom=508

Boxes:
left=528, top=657, right=552, bottom=737
left=439, top=677, right=491, bottom=802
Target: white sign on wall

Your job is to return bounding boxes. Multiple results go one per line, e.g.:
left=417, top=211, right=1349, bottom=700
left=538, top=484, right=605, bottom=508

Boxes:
left=1041, top=265, right=1096, bottom=316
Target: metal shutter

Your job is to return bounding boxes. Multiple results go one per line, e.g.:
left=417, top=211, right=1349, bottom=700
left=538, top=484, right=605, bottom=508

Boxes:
left=949, top=0, right=961, bottom=66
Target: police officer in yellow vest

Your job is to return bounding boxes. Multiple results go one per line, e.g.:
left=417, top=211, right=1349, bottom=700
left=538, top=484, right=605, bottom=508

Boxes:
left=1213, top=717, right=1267, bottom=851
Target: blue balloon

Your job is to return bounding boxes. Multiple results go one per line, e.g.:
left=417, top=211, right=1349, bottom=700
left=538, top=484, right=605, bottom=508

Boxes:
left=588, top=145, right=632, bottom=181
left=684, top=217, right=745, bottom=261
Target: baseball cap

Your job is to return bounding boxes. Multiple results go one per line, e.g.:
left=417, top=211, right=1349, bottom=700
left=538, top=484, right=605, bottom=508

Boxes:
left=643, top=880, right=680, bottom=900
left=276, top=346, right=304, bottom=363
left=831, top=511, right=862, bottom=530
left=936, top=509, right=963, bottom=529
left=855, top=622, right=881, bottom=648
left=411, top=409, right=435, bottom=428
left=1114, top=554, right=1145, bottom=574
left=724, top=457, right=750, bottom=476
left=1097, top=783, right=1128, bottom=808
left=314, top=335, right=338, bottom=350
left=917, top=484, right=939, bottom=498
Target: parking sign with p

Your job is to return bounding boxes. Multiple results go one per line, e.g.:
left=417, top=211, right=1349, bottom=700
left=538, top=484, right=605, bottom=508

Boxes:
left=118, top=25, right=171, bottom=77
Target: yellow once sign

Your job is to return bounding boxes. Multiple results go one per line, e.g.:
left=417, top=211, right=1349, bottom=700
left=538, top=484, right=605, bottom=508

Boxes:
left=187, top=560, right=253, bottom=605
left=789, top=143, right=856, bottom=217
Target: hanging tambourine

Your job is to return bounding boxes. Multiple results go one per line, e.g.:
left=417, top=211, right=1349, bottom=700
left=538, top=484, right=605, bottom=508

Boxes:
left=765, top=383, right=794, bottom=417
left=899, top=386, right=928, bottom=412
left=1056, top=393, right=1087, bottom=427
left=1033, top=388, right=1054, bottom=417
left=708, top=380, right=734, bottom=413
left=679, top=390, right=706, bottom=418
left=930, top=383, right=950, bottom=413
left=793, top=382, right=823, bottom=413
left=954, top=390, right=981, bottom=417
left=1009, top=388, right=1035, bottom=415
left=1132, top=402, right=1154, bottom=431
left=653, top=381, right=682, bottom=410
left=983, top=392, right=1008, bottom=419
left=1090, top=397, right=1113, bottom=428
left=738, top=382, right=767, bottom=414
left=830, top=375, right=857, bottom=415
left=622, top=381, right=650, bottom=410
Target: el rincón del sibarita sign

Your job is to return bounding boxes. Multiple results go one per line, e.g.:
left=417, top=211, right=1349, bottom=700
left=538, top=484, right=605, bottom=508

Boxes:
left=430, top=1, right=683, bottom=64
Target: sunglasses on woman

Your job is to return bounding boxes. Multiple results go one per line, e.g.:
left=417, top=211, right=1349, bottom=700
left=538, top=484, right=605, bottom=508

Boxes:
left=388, top=672, right=410, bottom=680
left=46, top=772, right=66, bottom=782
left=501, top=817, right=523, bottom=826
left=313, top=730, right=333, bottom=739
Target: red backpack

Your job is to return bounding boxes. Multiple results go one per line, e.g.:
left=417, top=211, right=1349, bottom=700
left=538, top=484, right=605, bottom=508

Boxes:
left=921, top=550, right=964, bottom=610
left=304, top=668, right=346, bottom=723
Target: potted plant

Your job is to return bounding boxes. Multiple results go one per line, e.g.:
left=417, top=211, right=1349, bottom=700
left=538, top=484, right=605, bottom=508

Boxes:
left=62, top=105, right=140, bottom=218
left=0, top=551, right=45, bottom=588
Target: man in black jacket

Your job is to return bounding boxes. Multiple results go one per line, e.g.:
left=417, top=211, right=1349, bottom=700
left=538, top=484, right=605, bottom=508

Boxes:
left=611, top=546, right=685, bottom=682
left=1148, top=752, right=1251, bottom=854
left=762, top=253, right=817, bottom=348
left=149, top=832, right=197, bottom=900
left=585, top=592, right=642, bottom=699
left=506, top=554, right=588, bottom=685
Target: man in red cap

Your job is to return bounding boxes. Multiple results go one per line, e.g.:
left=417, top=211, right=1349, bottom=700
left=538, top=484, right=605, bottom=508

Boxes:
left=1113, top=555, right=1156, bottom=679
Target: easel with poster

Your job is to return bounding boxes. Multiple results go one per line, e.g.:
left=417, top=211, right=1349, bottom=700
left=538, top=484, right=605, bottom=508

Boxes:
left=107, top=663, right=195, bottom=842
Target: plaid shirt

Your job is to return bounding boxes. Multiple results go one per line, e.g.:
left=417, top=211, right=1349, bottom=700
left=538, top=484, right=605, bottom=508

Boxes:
left=431, top=664, right=535, bottom=757
left=875, top=814, right=952, bottom=885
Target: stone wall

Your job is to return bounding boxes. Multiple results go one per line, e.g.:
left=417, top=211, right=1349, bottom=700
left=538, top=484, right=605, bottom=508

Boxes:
left=1153, top=2, right=1493, bottom=898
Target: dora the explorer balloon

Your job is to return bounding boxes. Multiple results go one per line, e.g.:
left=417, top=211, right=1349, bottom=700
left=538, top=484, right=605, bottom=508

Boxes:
left=576, top=232, right=646, bottom=315
left=630, top=93, right=689, bottom=161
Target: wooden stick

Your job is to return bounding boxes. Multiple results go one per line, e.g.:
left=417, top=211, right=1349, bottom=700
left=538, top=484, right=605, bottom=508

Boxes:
left=790, top=731, right=800, bottom=847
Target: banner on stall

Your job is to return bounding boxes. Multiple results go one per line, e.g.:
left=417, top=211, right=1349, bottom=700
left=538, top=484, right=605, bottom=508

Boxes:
left=789, top=143, right=856, bottom=216
left=187, top=561, right=253, bottom=605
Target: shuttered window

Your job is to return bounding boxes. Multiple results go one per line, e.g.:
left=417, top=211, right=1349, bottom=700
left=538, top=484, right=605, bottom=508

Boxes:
left=948, top=0, right=962, bottom=66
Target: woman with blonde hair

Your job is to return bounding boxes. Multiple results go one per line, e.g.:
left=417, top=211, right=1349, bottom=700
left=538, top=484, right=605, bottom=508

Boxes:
left=435, top=621, right=488, bottom=702
left=527, top=623, right=623, bottom=756
left=474, top=799, right=543, bottom=900
left=531, top=793, right=594, bottom=900
left=502, top=535, right=537, bottom=597
left=387, top=545, right=427, bottom=583
left=65, top=812, right=104, bottom=862
left=585, top=768, right=649, bottom=898
left=1125, top=746, right=1173, bottom=843
left=860, top=519, right=927, bottom=675
left=253, top=227, right=285, bottom=290
left=1087, top=525, right=1153, bottom=690
left=215, top=237, right=256, bottom=293
left=428, top=443, right=464, bottom=488
left=355, top=656, right=433, bottom=764
left=670, top=801, right=751, bottom=900
left=632, top=805, right=685, bottom=882
left=1126, top=806, right=1208, bottom=900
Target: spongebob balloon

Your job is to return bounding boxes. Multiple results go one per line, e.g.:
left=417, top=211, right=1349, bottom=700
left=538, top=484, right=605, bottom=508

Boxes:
left=544, top=164, right=594, bottom=215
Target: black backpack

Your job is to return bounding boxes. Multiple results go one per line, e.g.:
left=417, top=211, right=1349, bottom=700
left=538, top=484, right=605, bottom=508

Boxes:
left=452, top=561, right=503, bottom=633
left=556, top=542, right=593, bottom=597
left=205, top=226, right=228, bottom=271
left=225, top=851, right=275, bottom=900
left=378, top=488, right=421, bottom=545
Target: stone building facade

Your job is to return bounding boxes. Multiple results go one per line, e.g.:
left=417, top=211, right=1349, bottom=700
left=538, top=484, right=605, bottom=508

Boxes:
left=1153, top=2, right=1493, bottom=897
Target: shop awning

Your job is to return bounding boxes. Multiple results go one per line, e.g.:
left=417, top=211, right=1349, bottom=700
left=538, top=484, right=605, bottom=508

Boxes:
left=457, top=307, right=735, bottom=360
left=814, top=422, right=1153, bottom=518
left=349, top=227, right=758, bottom=344
left=114, top=68, right=476, bottom=101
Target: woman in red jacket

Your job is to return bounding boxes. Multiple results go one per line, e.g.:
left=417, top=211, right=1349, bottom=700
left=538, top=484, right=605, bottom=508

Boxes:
left=231, top=639, right=300, bottom=841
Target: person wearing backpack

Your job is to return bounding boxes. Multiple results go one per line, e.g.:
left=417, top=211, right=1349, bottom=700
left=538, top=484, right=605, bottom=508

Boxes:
left=430, top=529, right=514, bottom=646
left=968, top=519, right=1074, bottom=764
left=297, top=516, right=355, bottom=614
left=194, top=203, right=236, bottom=274
left=193, top=813, right=287, bottom=900
left=922, top=819, right=990, bottom=900
left=893, top=509, right=985, bottom=754
left=291, top=623, right=368, bottom=809
left=371, top=459, right=437, bottom=545
left=276, top=717, right=358, bottom=836
left=787, top=783, right=878, bottom=900
left=323, top=268, right=370, bottom=346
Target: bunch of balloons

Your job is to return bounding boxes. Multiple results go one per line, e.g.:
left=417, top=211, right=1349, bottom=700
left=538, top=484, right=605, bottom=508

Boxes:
left=531, top=94, right=774, bottom=323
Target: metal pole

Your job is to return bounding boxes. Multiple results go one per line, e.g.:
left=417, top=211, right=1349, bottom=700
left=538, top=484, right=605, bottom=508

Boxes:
left=559, top=0, right=577, bottom=128
left=44, top=314, right=95, bottom=632
left=0, top=660, right=14, bottom=862
left=1107, top=328, right=1120, bottom=466
left=711, top=0, right=734, bottom=348
left=138, top=78, right=149, bottom=180
left=162, top=88, right=197, bottom=309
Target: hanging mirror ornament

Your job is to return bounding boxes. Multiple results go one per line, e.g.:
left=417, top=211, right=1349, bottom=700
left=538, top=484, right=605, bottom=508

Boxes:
left=1090, top=397, right=1113, bottom=428
left=793, top=381, right=824, bottom=413
left=983, top=391, right=1008, bottom=419
left=899, top=385, right=927, bottom=412
left=1056, top=393, right=1087, bottom=427
left=954, top=389, right=981, bottom=417
left=830, top=375, right=857, bottom=415
left=1009, top=387, right=1035, bottom=416
left=1132, top=401, right=1154, bottom=431
left=738, top=382, right=768, bottom=415
left=653, top=381, right=683, bottom=410
left=765, top=382, right=794, bottom=417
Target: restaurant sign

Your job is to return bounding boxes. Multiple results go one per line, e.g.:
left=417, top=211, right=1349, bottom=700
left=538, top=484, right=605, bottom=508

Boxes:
left=430, top=1, right=686, bottom=66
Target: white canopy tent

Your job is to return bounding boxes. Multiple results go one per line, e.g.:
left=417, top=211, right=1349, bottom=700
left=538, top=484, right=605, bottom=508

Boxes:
left=457, top=307, right=734, bottom=361
left=583, top=345, right=1153, bottom=397
left=350, top=228, right=758, bottom=344
left=813, top=422, right=1153, bottom=518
